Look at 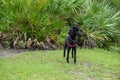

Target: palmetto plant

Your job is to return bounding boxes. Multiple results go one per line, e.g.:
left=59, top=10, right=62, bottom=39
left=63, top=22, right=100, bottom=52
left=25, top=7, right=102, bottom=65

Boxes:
left=74, top=0, right=120, bottom=47
left=0, top=0, right=120, bottom=49
left=0, top=0, right=50, bottom=39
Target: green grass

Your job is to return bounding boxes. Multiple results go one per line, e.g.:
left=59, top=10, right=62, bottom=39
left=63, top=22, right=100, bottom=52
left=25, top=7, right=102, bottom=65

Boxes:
left=0, top=48, right=120, bottom=80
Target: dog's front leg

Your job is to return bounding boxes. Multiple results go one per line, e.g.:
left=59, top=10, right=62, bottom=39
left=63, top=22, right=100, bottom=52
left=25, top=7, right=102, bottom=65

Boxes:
left=67, top=47, right=71, bottom=63
left=73, top=47, right=76, bottom=64
left=71, top=48, right=74, bottom=58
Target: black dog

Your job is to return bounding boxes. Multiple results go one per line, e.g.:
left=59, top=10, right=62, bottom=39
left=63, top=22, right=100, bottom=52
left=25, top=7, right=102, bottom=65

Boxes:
left=63, top=26, right=81, bottom=64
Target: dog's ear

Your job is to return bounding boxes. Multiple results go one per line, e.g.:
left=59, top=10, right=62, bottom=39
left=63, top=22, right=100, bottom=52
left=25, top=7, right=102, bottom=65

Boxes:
left=68, top=28, right=74, bottom=36
left=73, top=26, right=79, bottom=31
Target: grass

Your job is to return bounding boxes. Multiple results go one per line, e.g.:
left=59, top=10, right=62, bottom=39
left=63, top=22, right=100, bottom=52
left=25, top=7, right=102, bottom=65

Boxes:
left=0, top=48, right=120, bottom=80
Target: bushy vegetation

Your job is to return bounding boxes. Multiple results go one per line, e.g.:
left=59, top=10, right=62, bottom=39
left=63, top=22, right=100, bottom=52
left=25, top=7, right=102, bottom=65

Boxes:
left=0, top=0, right=120, bottom=51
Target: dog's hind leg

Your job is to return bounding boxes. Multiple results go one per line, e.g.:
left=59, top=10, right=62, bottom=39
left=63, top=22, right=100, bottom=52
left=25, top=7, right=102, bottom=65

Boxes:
left=63, top=43, right=67, bottom=57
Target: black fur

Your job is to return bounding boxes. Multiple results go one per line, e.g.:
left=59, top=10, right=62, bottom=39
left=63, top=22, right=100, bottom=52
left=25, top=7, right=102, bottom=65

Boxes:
left=63, top=26, right=81, bottom=64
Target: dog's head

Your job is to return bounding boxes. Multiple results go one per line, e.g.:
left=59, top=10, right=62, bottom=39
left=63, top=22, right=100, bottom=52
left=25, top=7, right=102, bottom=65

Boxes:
left=73, top=26, right=82, bottom=36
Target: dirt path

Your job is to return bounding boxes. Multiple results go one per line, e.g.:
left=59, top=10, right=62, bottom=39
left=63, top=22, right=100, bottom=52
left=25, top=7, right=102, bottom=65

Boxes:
left=0, top=49, right=32, bottom=58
